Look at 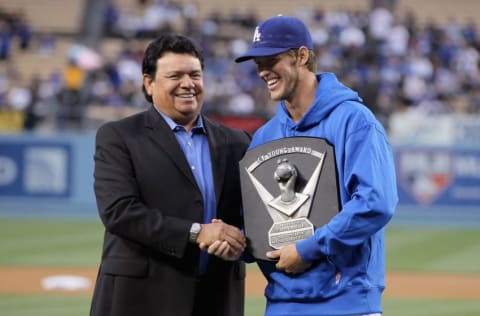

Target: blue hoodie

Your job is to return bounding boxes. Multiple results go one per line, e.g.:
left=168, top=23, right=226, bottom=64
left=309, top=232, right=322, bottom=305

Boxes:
left=249, top=73, right=398, bottom=316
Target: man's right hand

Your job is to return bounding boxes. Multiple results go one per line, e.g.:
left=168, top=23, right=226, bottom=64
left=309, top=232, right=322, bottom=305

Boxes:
left=197, top=219, right=246, bottom=260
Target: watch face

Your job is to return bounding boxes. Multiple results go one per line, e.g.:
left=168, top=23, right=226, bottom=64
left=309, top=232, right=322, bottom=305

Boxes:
left=190, top=223, right=201, bottom=242
left=192, top=223, right=201, bottom=233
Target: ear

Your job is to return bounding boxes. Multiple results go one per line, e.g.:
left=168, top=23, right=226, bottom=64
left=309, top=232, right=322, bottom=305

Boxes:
left=297, top=46, right=310, bottom=66
left=143, top=74, right=153, bottom=97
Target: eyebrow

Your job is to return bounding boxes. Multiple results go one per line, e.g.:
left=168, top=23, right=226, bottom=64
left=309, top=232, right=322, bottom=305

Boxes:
left=164, top=68, right=202, bottom=75
left=255, top=55, right=281, bottom=67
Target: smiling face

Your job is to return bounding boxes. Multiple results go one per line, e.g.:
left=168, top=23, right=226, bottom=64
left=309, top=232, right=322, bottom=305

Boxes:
left=143, top=52, right=204, bottom=129
left=254, top=51, right=300, bottom=103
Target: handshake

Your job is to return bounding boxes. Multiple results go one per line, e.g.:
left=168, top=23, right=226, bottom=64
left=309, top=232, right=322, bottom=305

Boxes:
left=195, top=219, right=246, bottom=261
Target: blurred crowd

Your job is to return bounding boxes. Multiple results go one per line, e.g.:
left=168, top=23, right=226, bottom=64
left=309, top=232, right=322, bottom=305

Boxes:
left=0, top=0, right=479, bottom=133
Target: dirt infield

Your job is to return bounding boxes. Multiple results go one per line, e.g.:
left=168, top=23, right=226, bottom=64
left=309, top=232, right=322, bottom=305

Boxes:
left=0, top=267, right=479, bottom=299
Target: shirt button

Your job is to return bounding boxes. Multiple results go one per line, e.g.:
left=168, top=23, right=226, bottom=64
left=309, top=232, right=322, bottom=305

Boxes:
left=191, top=166, right=195, bottom=170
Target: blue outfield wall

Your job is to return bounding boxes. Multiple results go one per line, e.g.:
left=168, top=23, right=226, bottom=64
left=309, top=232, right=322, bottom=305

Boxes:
left=1, top=133, right=479, bottom=224
left=0, top=132, right=97, bottom=218
left=395, top=144, right=480, bottom=208
left=393, top=144, right=480, bottom=227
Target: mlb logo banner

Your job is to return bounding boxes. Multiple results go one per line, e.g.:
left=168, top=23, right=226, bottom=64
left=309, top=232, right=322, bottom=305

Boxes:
left=395, top=146, right=480, bottom=207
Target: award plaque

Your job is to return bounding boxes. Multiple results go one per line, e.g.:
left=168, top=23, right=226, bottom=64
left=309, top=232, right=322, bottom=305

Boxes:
left=239, top=137, right=340, bottom=261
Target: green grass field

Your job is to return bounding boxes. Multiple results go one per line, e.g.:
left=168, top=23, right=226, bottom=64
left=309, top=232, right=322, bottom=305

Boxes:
left=1, top=218, right=480, bottom=316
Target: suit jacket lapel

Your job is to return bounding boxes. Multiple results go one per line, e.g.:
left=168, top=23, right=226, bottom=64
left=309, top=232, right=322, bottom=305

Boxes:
left=143, top=106, right=198, bottom=189
left=204, top=116, right=226, bottom=207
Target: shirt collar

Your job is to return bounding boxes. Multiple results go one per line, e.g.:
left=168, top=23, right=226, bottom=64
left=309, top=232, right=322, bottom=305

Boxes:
left=155, top=107, right=207, bottom=134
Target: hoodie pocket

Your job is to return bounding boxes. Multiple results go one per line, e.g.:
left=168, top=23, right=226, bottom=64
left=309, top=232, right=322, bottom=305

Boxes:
left=265, top=259, right=342, bottom=301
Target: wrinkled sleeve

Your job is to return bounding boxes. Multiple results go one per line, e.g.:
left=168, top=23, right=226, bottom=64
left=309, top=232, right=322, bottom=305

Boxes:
left=297, top=124, right=398, bottom=262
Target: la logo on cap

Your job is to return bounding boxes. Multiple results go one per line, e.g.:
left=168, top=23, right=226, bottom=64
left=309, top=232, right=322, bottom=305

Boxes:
left=253, top=26, right=261, bottom=42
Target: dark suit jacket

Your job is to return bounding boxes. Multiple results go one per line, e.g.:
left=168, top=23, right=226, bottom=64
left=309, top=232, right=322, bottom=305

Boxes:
left=90, top=106, right=250, bottom=316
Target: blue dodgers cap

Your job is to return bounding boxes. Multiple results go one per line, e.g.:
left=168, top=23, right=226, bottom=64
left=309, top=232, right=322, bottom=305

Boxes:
left=235, top=15, right=313, bottom=63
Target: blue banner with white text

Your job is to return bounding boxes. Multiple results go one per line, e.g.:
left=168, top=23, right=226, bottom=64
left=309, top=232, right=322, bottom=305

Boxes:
left=0, top=142, right=72, bottom=198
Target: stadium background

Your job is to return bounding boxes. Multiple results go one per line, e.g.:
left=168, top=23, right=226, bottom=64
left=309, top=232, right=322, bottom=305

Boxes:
left=0, top=0, right=479, bottom=315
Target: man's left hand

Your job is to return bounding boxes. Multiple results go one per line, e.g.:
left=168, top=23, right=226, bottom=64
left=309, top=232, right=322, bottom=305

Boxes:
left=266, top=244, right=311, bottom=274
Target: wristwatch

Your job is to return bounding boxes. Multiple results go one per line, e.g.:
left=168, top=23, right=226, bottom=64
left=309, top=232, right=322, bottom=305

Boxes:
left=189, top=222, right=202, bottom=243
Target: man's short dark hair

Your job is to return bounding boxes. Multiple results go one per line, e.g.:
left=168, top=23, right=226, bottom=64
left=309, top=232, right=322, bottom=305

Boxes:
left=142, top=34, right=204, bottom=103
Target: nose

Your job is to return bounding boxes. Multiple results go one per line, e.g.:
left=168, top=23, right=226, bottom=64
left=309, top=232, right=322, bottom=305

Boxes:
left=180, top=75, right=195, bottom=88
left=257, top=68, right=270, bottom=79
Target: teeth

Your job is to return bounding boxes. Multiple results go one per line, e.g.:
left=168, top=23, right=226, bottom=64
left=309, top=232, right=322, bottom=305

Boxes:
left=267, top=79, right=278, bottom=87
